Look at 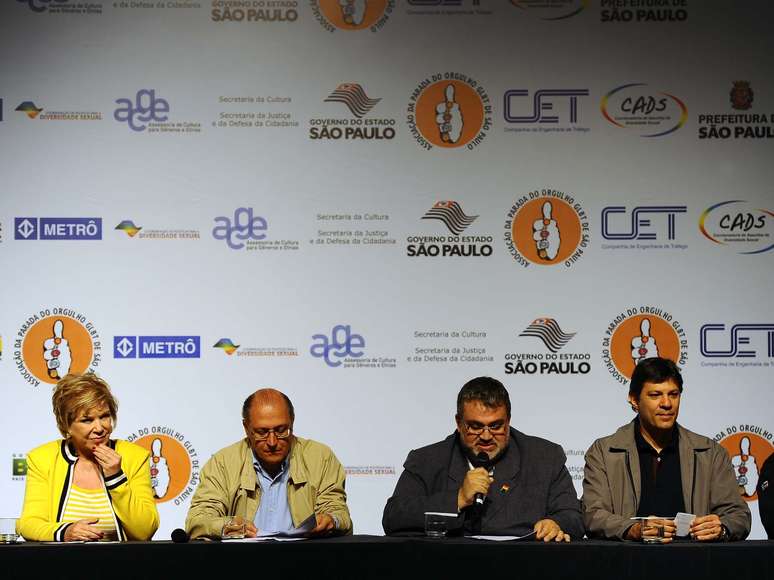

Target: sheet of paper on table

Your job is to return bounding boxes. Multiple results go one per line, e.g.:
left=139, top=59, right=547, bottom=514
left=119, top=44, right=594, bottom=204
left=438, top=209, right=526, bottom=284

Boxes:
left=468, top=530, right=536, bottom=541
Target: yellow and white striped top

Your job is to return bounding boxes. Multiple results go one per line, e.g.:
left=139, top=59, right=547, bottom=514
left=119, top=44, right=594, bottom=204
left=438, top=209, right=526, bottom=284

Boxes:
left=62, top=484, right=118, bottom=541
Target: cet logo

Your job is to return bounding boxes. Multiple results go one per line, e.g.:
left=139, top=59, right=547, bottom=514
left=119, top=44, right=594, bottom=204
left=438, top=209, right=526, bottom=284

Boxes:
left=601, top=308, right=687, bottom=385
left=730, top=81, right=753, bottom=111
left=421, top=201, right=477, bottom=235
left=503, top=89, right=589, bottom=123
left=313, top=0, right=392, bottom=30
left=504, top=190, right=589, bottom=268
left=324, top=84, right=380, bottom=118
left=213, top=338, right=240, bottom=355
left=700, top=324, right=774, bottom=359
left=601, top=205, right=687, bottom=240
left=14, top=217, right=101, bottom=240
left=310, top=325, right=365, bottom=367
left=15, top=309, right=101, bottom=387
left=510, top=0, right=587, bottom=20
left=114, top=89, right=170, bottom=132
left=717, top=428, right=773, bottom=502
left=113, top=336, right=201, bottom=359
left=115, top=220, right=141, bottom=237
left=699, top=201, right=773, bottom=255
left=519, top=319, right=575, bottom=353
left=212, top=208, right=268, bottom=250
left=601, top=83, right=687, bottom=137
left=409, top=76, right=491, bottom=149
left=130, top=430, right=199, bottom=505
left=15, top=101, right=43, bottom=119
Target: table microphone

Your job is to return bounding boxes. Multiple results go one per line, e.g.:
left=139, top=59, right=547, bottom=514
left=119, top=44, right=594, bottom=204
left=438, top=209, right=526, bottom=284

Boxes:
left=171, top=528, right=189, bottom=543
left=473, top=452, right=490, bottom=506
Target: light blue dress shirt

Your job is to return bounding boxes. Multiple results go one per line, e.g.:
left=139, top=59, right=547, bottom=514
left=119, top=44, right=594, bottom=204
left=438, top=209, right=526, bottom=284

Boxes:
left=253, top=457, right=297, bottom=536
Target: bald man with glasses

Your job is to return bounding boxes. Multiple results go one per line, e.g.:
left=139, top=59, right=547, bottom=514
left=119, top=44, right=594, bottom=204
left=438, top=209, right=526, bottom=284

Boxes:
left=382, top=377, right=583, bottom=540
left=186, top=388, right=352, bottom=539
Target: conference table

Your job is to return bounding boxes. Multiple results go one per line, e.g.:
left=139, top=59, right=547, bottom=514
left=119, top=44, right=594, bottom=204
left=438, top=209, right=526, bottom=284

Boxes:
left=2, top=536, right=772, bottom=579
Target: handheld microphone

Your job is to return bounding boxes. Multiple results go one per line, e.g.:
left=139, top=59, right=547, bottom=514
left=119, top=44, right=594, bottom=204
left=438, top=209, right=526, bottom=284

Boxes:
left=171, top=528, right=189, bottom=543
left=473, top=451, right=490, bottom=506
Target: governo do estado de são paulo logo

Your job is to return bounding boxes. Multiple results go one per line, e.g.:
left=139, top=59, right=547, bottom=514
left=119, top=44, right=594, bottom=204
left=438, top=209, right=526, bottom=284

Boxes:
left=14, top=308, right=101, bottom=387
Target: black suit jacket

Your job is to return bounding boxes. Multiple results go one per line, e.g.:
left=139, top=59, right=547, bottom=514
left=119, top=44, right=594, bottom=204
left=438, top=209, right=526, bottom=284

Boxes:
left=382, top=428, right=584, bottom=538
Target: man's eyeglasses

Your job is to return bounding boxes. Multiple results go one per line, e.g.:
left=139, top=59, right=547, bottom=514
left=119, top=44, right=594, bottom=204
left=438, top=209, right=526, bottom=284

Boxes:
left=462, top=421, right=507, bottom=437
left=248, top=426, right=292, bottom=441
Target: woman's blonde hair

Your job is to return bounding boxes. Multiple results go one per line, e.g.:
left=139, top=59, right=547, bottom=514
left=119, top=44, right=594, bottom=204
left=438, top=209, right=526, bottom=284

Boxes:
left=52, top=373, right=118, bottom=438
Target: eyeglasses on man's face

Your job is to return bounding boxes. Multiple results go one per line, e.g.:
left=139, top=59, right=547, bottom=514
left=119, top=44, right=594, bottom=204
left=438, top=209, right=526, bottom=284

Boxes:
left=248, top=426, right=292, bottom=441
left=461, top=420, right=508, bottom=437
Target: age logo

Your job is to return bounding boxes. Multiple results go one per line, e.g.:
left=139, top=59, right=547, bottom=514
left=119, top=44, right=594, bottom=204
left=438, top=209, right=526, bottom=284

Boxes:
left=114, top=89, right=170, bottom=132
left=14, top=308, right=101, bottom=387
left=407, top=73, right=492, bottom=151
left=504, top=189, right=589, bottom=268
left=601, top=83, right=687, bottom=137
left=310, top=324, right=365, bottom=367
left=311, top=0, right=394, bottom=32
left=212, top=208, right=268, bottom=250
left=699, top=201, right=773, bottom=255
left=716, top=426, right=773, bottom=502
left=128, top=428, right=200, bottom=506
left=601, top=307, right=687, bottom=386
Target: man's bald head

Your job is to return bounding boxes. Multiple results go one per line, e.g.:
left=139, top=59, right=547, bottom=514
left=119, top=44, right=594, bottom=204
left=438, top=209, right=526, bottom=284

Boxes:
left=241, top=388, right=295, bottom=423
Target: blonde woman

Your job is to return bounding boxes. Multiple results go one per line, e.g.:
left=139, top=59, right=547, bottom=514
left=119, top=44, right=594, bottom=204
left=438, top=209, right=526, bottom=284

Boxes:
left=18, top=373, right=159, bottom=541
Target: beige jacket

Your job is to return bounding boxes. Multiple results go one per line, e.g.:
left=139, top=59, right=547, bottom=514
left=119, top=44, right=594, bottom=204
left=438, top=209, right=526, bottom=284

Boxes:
left=185, top=436, right=351, bottom=539
left=582, top=421, right=750, bottom=540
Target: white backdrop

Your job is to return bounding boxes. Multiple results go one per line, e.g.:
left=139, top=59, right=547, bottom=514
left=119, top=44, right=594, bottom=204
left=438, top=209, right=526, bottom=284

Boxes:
left=1, top=0, right=772, bottom=539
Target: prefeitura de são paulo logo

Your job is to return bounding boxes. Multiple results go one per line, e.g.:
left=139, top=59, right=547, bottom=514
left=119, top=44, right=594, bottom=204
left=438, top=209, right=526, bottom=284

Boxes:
left=14, top=308, right=101, bottom=387
left=127, top=427, right=200, bottom=506
left=601, top=306, right=687, bottom=386
left=504, top=189, right=590, bottom=268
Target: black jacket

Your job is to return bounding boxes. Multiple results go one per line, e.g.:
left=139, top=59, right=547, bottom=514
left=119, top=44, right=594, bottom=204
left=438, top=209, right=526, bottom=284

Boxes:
left=382, top=428, right=584, bottom=538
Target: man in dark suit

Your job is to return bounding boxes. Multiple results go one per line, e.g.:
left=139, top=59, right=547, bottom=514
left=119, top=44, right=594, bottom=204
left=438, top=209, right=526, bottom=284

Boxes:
left=382, top=376, right=583, bottom=540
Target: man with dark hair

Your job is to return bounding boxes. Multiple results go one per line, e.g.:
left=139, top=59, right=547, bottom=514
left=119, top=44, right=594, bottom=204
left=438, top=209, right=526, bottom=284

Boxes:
left=582, top=357, right=750, bottom=541
left=186, top=388, right=351, bottom=539
left=382, top=376, right=583, bottom=540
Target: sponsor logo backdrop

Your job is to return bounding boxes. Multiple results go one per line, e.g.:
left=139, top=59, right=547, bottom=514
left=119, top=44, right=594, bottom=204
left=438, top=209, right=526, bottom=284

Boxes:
left=0, top=0, right=772, bottom=539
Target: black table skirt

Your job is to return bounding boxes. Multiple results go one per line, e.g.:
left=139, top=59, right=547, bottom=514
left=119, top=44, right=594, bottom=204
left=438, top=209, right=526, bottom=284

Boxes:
left=2, top=536, right=773, bottom=579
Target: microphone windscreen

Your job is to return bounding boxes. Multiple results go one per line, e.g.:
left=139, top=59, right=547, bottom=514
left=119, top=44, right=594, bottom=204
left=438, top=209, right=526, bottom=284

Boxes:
left=171, top=528, right=189, bottom=543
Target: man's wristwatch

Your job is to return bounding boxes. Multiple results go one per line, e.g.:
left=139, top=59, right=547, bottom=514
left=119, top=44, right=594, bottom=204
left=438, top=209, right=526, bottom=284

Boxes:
left=718, top=524, right=729, bottom=541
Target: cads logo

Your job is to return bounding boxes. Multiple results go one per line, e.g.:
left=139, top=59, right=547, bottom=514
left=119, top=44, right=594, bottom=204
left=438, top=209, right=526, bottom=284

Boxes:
left=14, top=308, right=101, bottom=387
left=699, top=200, right=773, bottom=255
left=716, top=426, right=773, bottom=502
left=407, top=73, right=492, bottom=151
left=311, top=0, right=394, bottom=32
left=504, top=189, right=589, bottom=268
left=511, top=0, right=587, bottom=21
left=601, top=83, right=687, bottom=137
left=128, top=428, right=200, bottom=506
left=601, top=307, right=687, bottom=386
